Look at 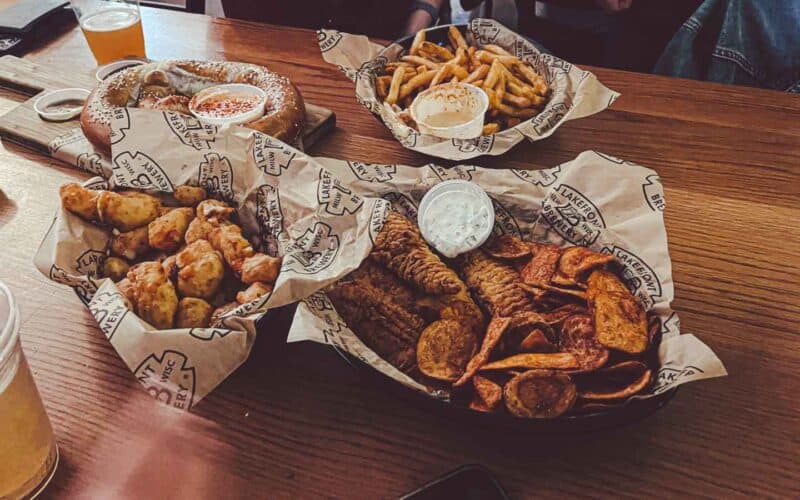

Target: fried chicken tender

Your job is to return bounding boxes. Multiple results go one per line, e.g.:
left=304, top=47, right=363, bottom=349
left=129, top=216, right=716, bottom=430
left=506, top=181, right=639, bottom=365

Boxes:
left=110, top=226, right=150, bottom=260
left=97, top=190, right=161, bottom=231
left=236, top=281, right=273, bottom=304
left=372, top=212, right=464, bottom=295
left=103, top=257, right=130, bottom=282
left=174, top=185, right=207, bottom=206
left=116, top=278, right=136, bottom=309
left=175, top=239, right=224, bottom=299
left=60, top=183, right=101, bottom=222
left=197, top=199, right=234, bottom=221
left=241, top=253, right=281, bottom=285
left=210, top=223, right=255, bottom=276
left=328, top=280, right=426, bottom=373
left=148, top=207, right=195, bottom=252
left=127, top=262, right=178, bottom=329
left=459, top=250, right=536, bottom=317
left=176, top=297, right=213, bottom=328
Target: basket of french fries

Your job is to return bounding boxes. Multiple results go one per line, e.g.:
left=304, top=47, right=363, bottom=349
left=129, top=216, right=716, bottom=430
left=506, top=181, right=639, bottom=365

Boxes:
left=318, top=19, right=619, bottom=160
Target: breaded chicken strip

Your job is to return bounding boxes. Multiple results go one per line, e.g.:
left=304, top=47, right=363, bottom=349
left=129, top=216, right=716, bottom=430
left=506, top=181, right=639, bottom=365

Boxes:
left=459, top=250, right=536, bottom=317
left=328, top=280, right=426, bottom=373
left=60, top=183, right=101, bottom=222
left=371, top=212, right=464, bottom=295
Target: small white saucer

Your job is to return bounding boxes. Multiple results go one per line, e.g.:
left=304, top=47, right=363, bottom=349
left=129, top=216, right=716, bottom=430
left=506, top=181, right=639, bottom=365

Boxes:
left=33, top=88, right=91, bottom=122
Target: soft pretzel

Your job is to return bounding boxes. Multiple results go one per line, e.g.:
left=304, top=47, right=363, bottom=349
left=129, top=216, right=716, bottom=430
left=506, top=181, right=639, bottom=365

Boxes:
left=81, top=60, right=305, bottom=155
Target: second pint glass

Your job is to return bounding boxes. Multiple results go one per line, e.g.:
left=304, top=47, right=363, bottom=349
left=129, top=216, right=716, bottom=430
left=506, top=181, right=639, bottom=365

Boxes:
left=71, top=0, right=146, bottom=65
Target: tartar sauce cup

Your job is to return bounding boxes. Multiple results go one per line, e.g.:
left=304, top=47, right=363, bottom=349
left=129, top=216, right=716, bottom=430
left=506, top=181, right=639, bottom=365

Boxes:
left=189, top=83, right=267, bottom=126
left=417, top=179, right=495, bottom=258
left=409, top=82, right=489, bottom=139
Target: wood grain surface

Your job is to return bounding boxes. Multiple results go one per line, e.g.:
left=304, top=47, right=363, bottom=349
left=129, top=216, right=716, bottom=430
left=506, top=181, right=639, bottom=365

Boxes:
left=0, top=6, right=797, bottom=499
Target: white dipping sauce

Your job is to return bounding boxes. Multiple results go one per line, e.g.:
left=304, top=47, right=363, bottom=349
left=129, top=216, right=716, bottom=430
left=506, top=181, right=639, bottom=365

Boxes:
left=418, top=180, right=495, bottom=258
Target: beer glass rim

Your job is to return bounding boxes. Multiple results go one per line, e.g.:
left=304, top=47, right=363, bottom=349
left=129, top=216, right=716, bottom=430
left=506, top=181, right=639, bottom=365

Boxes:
left=0, top=280, right=20, bottom=367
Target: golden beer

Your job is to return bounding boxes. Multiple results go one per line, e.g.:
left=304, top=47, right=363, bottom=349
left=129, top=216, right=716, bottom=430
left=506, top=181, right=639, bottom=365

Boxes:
left=79, top=6, right=146, bottom=64
left=0, top=284, right=58, bottom=499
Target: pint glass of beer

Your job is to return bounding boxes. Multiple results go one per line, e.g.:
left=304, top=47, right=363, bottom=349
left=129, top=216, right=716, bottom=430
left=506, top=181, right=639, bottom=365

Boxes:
left=0, top=282, right=58, bottom=499
left=71, top=0, right=146, bottom=65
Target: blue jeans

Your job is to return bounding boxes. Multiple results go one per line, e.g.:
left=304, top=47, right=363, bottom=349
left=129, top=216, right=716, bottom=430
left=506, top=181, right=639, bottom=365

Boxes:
left=654, top=0, right=800, bottom=92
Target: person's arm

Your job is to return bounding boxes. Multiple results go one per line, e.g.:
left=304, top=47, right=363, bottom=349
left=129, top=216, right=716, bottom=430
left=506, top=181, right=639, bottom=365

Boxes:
left=404, top=0, right=446, bottom=36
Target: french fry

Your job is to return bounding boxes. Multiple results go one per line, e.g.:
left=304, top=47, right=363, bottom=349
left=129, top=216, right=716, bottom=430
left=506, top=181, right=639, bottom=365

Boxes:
left=476, top=50, right=519, bottom=67
left=502, top=93, right=531, bottom=108
left=401, top=55, right=439, bottom=70
left=399, top=69, right=437, bottom=98
left=514, top=61, right=549, bottom=94
left=417, top=65, right=428, bottom=73
left=385, top=62, right=414, bottom=73
left=451, top=64, right=469, bottom=80
left=448, top=25, right=468, bottom=51
left=410, top=30, right=425, bottom=56
left=419, top=41, right=454, bottom=62
left=482, top=122, right=500, bottom=135
left=483, top=60, right=502, bottom=90
left=494, top=71, right=506, bottom=103
left=463, top=64, right=489, bottom=84
left=451, top=76, right=459, bottom=83
left=483, top=44, right=513, bottom=57
left=471, top=79, right=484, bottom=87
left=468, top=46, right=480, bottom=69
left=430, top=63, right=453, bottom=86
left=495, top=100, right=539, bottom=119
left=376, top=76, right=390, bottom=99
left=449, top=47, right=467, bottom=67
left=385, top=66, right=405, bottom=105
left=506, top=117, right=521, bottom=128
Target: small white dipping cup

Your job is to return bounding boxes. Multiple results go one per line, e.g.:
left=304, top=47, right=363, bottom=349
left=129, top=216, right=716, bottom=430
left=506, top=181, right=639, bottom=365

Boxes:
left=417, top=179, right=496, bottom=258
left=33, top=88, right=91, bottom=122
left=410, top=82, right=489, bottom=139
left=189, top=84, right=267, bottom=126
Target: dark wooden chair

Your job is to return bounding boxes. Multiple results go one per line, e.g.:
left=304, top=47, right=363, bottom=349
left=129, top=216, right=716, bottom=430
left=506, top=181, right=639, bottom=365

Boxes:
left=141, top=0, right=205, bottom=14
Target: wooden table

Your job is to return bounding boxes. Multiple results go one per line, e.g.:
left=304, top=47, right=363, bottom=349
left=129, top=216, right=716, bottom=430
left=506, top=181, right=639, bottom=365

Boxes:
left=0, top=6, right=797, bottom=499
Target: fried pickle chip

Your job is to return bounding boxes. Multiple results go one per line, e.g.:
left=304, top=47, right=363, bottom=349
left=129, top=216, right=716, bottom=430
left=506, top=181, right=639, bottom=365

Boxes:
left=558, top=246, right=614, bottom=281
left=472, top=375, right=503, bottom=412
left=417, top=320, right=479, bottom=382
left=579, top=361, right=652, bottom=401
left=593, top=291, right=648, bottom=354
left=483, top=234, right=530, bottom=260
left=453, top=316, right=511, bottom=387
left=504, top=370, right=577, bottom=418
left=518, top=329, right=556, bottom=352
left=520, top=243, right=561, bottom=286
left=559, top=314, right=609, bottom=372
left=586, top=269, right=630, bottom=301
left=480, top=352, right=579, bottom=371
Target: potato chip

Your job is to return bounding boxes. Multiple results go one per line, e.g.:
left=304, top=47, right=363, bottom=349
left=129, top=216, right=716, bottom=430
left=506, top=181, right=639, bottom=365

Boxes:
left=417, top=320, right=479, bottom=382
left=482, top=234, right=530, bottom=260
left=558, top=314, right=609, bottom=372
left=503, top=370, right=577, bottom=418
left=540, top=303, right=588, bottom=325
left=472, top=375, right=503, bottom=411
left=558, top=246, right=614, bottom=281
left=593, top=291, right=648, bottom=354
left=468, top=397, right=493, bottom=413
left=523, top=283, right=587, bottom=301
left=520, top=243, right=562, bottom=286
left=508, top=311, right=548, bottom=330
left=579, top=361, right=652, bottom=400
left=480, top=352, right=579, bottom=371
left=586, top=269, right=630, bottom=301
left=551, top=270, right=579, bottom=287
left=518, top=329, right=556, bottom=352
left=453, top=316, right=511, bottom=387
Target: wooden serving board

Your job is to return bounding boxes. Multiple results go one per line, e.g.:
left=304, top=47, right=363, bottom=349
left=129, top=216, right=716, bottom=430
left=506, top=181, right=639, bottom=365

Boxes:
left=0, top=55, right=335, bottom=157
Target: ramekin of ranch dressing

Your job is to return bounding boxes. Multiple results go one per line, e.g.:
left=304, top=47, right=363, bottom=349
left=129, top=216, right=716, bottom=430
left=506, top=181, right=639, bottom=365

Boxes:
left=417, top=180, right=495, bottom=258
left=410, top=82, right=489, bottom=139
